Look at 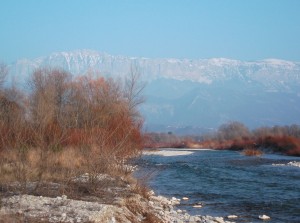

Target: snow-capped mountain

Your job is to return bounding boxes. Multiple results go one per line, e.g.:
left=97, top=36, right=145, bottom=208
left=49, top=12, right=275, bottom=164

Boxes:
left=9, top=49, right=300, bottom=86
left=7, top=50, right=300, bottom=133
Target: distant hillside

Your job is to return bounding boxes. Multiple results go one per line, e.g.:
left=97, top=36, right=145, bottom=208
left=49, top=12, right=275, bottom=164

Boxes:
left=7, top=50, right=300, bottom=133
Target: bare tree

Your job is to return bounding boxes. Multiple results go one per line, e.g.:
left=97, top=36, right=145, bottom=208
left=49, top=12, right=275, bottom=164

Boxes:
left=218, top=121, right=250, bottom=141
left=0, top=63, right=8, bottom=89
left=124, top=65, right=146, bottom=118
left=29, top=68, right=71, bottom=129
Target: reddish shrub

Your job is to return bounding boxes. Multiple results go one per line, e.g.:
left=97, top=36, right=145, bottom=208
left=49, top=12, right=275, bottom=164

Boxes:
left=242, top=148, right=263, bottom=156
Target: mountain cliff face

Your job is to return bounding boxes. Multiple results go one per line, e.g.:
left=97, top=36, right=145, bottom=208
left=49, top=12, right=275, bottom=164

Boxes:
left=8, top=50, right=300, bottom=133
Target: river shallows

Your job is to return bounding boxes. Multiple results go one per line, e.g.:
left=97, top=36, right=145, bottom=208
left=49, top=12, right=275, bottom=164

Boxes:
left=136, top=149, right=300, bottom=223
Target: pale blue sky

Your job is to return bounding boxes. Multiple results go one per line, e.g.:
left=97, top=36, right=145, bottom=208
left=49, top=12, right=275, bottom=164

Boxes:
left=1, top=0, right=300, bottom=63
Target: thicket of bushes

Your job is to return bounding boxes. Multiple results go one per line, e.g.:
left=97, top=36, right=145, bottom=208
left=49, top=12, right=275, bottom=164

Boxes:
left=206, top=122, right=300, bottom=156
left=145, top=121, right=300, bottom=156
left=0, top=64, right=145, bottom=195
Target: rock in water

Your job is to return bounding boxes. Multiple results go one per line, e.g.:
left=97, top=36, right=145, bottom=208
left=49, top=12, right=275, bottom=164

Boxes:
left=227, top=215, right=238, bottom=219
left=259, top=214, right=271, bottom=220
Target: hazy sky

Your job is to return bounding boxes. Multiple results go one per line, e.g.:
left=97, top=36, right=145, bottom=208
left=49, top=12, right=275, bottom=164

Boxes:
left=1, top=0, right=300, bottom=63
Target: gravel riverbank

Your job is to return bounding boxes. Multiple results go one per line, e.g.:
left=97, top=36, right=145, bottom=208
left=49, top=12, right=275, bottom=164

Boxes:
left=0, top=153, right=236, bottom=223
left=0, top=192, right=235, bottom=223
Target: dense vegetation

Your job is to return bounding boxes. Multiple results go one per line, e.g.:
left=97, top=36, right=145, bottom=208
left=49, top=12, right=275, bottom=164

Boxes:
left=145, top=122, right=300, bottom=156
left=0, top=63, right=145, bottom=196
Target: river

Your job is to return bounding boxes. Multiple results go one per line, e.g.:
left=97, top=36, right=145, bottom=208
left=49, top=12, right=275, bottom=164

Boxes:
left=135, top=149, right=300, bottom=222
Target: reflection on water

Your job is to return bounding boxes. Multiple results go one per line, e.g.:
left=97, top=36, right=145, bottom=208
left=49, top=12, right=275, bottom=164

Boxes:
left=136, top=149, right=300, bottom=223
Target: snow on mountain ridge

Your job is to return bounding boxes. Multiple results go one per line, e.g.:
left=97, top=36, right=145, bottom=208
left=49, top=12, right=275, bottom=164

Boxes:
left=8, top=49, right=300, bottom=87
left=262, top=58, right=298, bottom=66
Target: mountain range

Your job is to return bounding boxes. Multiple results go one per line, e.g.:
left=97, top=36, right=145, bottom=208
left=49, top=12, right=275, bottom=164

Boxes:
left=7, top=50, right=300, bottom=134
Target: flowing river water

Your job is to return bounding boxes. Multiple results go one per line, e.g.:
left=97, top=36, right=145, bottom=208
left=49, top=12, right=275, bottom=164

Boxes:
left=135, top=149, right=300, bottom=222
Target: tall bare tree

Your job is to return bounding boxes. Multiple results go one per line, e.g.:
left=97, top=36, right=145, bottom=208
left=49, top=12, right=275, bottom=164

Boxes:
left=0, top=63, right=8, bottom=89
left=29, top=68, right=71, bottom=128
left=124, top=65, right=146, bottom=119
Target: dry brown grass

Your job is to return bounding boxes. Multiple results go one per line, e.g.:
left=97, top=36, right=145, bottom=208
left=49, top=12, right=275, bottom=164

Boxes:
left=132, top=182, right=151, bottom=200
left=122, top=197, right=163, bottom=223
left=0, top=145, right=136, bottom=200
left=132, top=168, right=158, bottom=200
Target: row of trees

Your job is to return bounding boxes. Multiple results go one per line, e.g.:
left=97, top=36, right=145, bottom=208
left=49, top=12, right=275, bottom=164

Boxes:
left=200, top=122, right=300, bottom=141
left=143, top=132, right=187, bottom=148
left=199, top=122, right=300, bottom=156
left=145, top=121, right=300, bottom=156
left=0, top=64, right=145, bottom=193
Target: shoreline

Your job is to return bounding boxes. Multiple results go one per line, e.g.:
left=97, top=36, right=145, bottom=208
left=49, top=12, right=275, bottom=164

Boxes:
left=0, top=191, right=235, bottom=223
left=3, top=149, right=294, bottom=222
left=139, top=148, right=300, bottom=222
left=143, top=148, right=215, bottom=157
left=0, top=169, right=235, bottom=223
